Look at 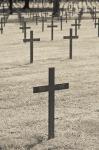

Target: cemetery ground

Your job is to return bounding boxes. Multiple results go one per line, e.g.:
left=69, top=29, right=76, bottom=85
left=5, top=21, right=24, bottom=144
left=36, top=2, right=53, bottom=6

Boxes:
left=0, top=11, right=99, bottom=150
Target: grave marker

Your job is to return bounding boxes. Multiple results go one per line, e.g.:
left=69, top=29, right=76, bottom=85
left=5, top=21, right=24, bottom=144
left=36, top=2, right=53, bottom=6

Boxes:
left=18, top=13, right=24, bottom=26
left=65, top=11, right=67, bottom=23
left=42, top=16, right=45, bottom=32
left=4, top=14, right=8, bottom=24
left=78, top=9, right=83, bottom=24
left=94, top=8, right=97, bottom=28
left=60, top=16, right=63, bottom=31
left=33, top=67, right=69, bottom=140
left=95, top=18, right=99, bottom=37
left=71, top=19, right=80, bottom=36
left=47, top=17, right=58, bottom=40
left=1, top=17, right=5, bottom=27
left=20, top=21, right=31, bottom=40
left=18, top=15, right=24, bottom=27
left=63, top=28, right=78, bottom=59
left=0, top=18, right=3, bottom=34
left=44, top=12, right=48, bottom=20
left=33, top=13, right=39, bottom=25
left=36, top=13, right=38, bottom=25
left=23, top=31, right=40, bottom=63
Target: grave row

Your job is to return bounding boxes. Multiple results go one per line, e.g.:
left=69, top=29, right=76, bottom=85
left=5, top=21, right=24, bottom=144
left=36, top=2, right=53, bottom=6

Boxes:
left=1, top=5, right=99, bottom=64
left=18, top=8, right=83, bottom=63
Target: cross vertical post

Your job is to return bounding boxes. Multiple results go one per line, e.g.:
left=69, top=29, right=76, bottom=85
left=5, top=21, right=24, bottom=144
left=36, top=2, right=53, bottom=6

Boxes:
left=75, top=19, right=78, bottom=36
left=95, top=16, right=97, bottom=28
left=41, top=12, right=42, bottom=18
left=61, top=8, right=64, bottom=16
left=1, top=17, right=5, bottom=27
left=18, top=13, right=21, bottom=24
left=60, top=16, right=63, bottom=31
left=30, top=31, right=33, bottom=63
left=44, top=12, right=48, bottom=20
left=33, top=12, right=34, bottom=21
left=94, top=18, right=99, bottom=37
left=42, top=16, right=44, bottom=32
left=36, top=13, right=38, bottom=25
left=0, top=18, right=3, bottom=34
left=51, top=18, right=54, bottom=40
left=65, top=11, right=67, bottom=23
left=48, top=68, right=55, bottom=139
left=98, top=18, right=99, bottom=37
left=3, top=15, right=6, bottom=25
left=4, top=14, right=8, bottom=23
left=70, top=29, right=72, bottom=59
left=20, top=17, right=24, bottom=27
left=94, top=7, right=97, bottom=28
left=24, top=22, right=27, bottom=40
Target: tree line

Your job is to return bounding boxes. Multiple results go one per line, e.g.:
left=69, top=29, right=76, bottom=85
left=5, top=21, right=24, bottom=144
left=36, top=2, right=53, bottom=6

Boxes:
left=8, top=0, right=60, bottom=16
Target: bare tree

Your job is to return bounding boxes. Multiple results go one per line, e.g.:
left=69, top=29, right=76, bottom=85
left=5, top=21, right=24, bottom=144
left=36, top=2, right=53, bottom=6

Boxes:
left=53, top=0, right=60, bottom=16
left=9, top=0, right=13, bottom=14
left=8, top=0, right=60, bottom=15
left=23, top=0, right=60, bottom=15
left=49, top=0, right=60, bottom=16
left=23, top=0, right=30, bottom=9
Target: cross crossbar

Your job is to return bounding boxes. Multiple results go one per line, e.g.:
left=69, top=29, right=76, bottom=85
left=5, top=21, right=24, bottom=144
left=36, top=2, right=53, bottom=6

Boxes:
left=47, top=25, right=57, bottom=28
left=20, top=26, right=30, bottom=29
left=23, top=38, right=40, bottom=42
left=33, top=83, right=69, bottom=93
left=63, top=36, right=78, bottom=39
left=71, top=23, right=81, bottom=26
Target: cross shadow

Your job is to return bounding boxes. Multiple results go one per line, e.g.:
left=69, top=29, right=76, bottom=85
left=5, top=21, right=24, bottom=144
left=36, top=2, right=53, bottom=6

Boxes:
left=25, top=135, right=43, bottom=150
left=0, top=147, right=2, bottom=150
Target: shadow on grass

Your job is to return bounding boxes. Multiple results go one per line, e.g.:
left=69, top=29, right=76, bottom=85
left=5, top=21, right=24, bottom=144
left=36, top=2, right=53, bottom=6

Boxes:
left=25, top=135, right=44, bottom=150
left=0, top=147, right=2, bottom=150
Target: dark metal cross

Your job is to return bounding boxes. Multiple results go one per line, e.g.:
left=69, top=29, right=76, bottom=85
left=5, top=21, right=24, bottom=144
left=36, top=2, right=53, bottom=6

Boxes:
left=18, top=13, right=21, bottom=22
left=43, top=12, right=48, bottom=20
left=78, top=9, right=83, bottom=24
left=1, top=17, right=5, bottom=27
left=71, top=19, right=81, bottom=36
left=95, top=18, right=99, bottom=37
left=63, top=28, right=78, bottom=59
left=33, top=13, right=39, bottom=25
left=35, top=13, right=39, bottom=25
left=33, top=67, right=69, bottom=140
left=3, top=14, right=8, bottom=24
left=20, top=21, right=31, bottom=40
left=60, top=16, right=63, bottom=31
left=0, top=18, right=3, bottom=34
left=42, top=16, right=45, bottom=32
left=65, top=11, right=68, bottom=23
left=19, top=15, right=24, bottom=26
left=23, top=31, right=40, bottom=63
left=94, top=7, right=97, bottom=28
left=47, top=17, right=58, bottom=40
